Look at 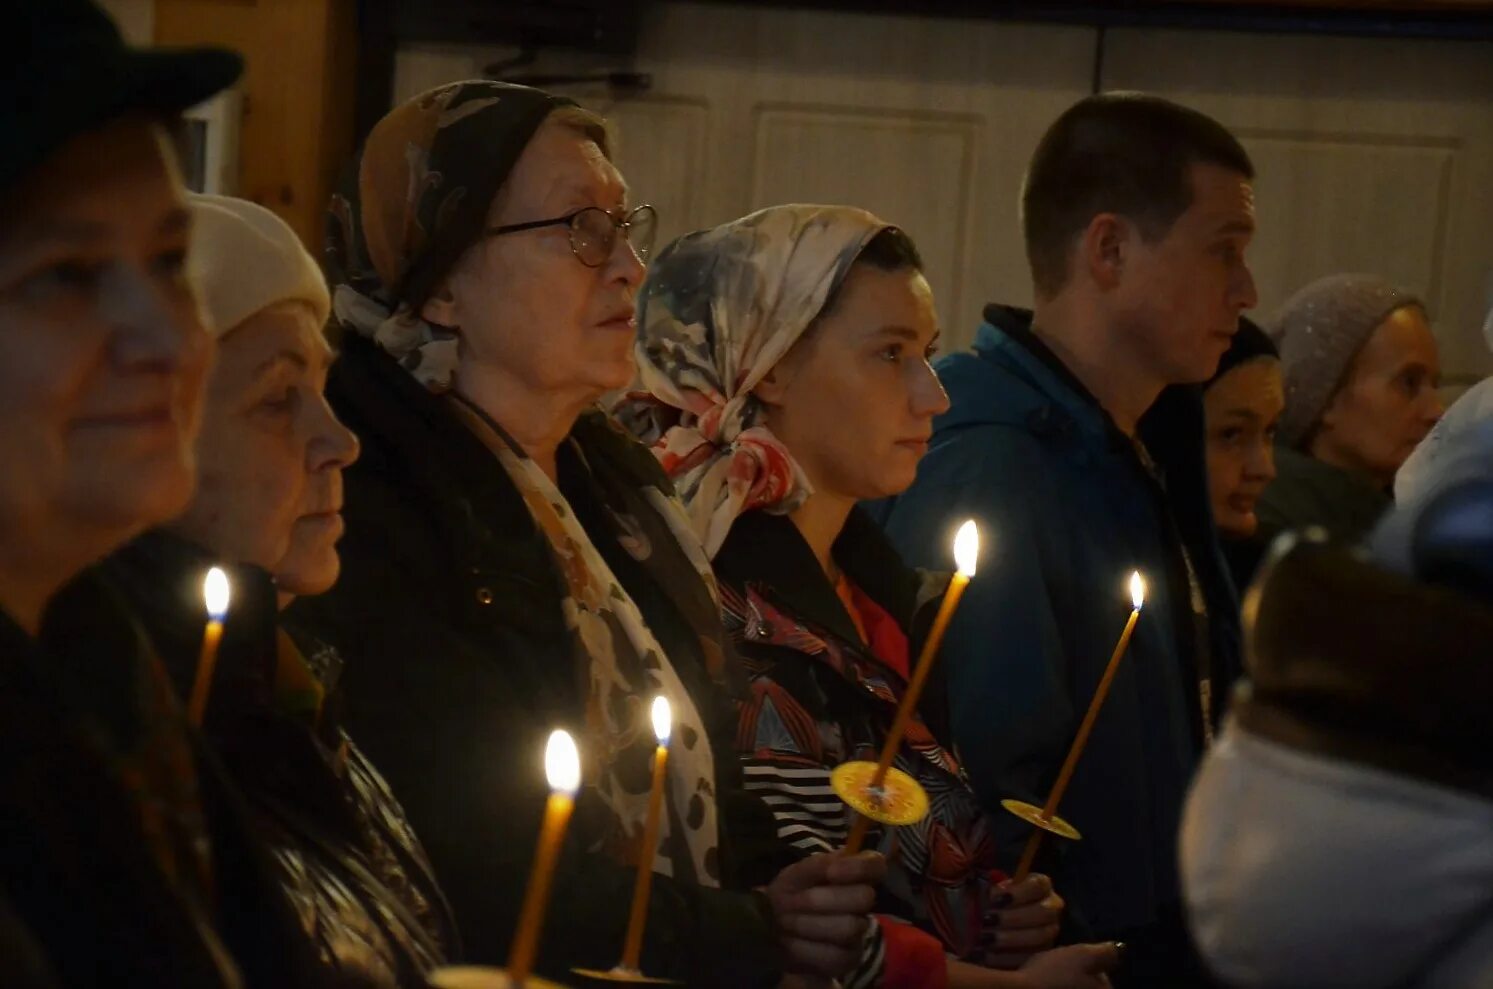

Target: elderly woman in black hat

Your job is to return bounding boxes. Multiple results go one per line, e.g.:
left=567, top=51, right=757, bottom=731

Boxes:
left=0, top=3, right=323, bottom=987
left=291, top=82, right=883, bottom=987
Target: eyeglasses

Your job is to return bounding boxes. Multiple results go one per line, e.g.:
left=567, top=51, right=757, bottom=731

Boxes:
left=485, top=204, right=658, bottom=268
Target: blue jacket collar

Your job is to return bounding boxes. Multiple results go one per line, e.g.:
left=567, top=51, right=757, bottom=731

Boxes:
left=935, top=308, right=1120, bottom=458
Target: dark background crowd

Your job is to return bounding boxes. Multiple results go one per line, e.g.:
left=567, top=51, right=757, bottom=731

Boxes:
left=2, top=2, right=1490, bottom=988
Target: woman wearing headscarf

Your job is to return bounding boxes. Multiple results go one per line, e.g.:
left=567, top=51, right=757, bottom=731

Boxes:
left=619, top=205, right=1119, bottom=989
left=289, top=82, right=882, bottom=987
left=0, top=3, right=319, bottom=986
left=1200, top=318, right=1283, bottom=592
left=1257, top=273, right=1444, bottom=546
left=99, top=193, right=457, bottom=988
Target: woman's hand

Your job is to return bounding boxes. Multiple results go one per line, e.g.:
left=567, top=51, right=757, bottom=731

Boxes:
left=980, top=873, right=1065, bottom=968
left=763, top=852, right=885, bottom=980
left=1015, top=944, right=1120, bottom=989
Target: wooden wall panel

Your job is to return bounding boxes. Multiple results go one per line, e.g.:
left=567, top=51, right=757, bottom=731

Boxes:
left=155, top=0, right=358, bottom=251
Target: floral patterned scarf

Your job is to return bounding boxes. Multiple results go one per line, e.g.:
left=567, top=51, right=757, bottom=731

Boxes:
left=615, top=205, right=891, bottom=557
left=450, top=398, right=722, bottom=884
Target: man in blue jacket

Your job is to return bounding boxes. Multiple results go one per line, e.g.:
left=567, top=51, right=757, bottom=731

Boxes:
left=875, top=93, right=1256, bottom=985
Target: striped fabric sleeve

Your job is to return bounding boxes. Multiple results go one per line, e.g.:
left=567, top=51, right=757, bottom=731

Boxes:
left=739, top=759, right=849, bottom=855
left=843, top=915, right=887, bottom=989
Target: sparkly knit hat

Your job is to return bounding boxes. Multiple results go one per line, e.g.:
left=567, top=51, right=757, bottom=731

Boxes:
left=1270, top=273, right=1424, bottom=450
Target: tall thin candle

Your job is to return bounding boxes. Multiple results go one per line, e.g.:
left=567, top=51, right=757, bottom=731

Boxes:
left=1013, top=572, right=1146, bottom=882
left=508, top=730, right=582, bottom=985
left=619, top=696, right=672, bottom=972
left=186, top=567, right=231, bottom=727
left=844, top=520, right=979, bottom=854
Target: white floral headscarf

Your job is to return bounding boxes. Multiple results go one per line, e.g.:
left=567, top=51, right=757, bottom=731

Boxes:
left=616, top=204, right=892, bottom=557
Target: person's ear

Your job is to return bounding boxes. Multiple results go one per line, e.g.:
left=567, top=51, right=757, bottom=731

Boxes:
left=1080, top=212, right=1129, bottom=292
left=1316, top=391, right=1345, bottom=435
left=421, top=281, right=459, bottom=328
left=752, top=364, right=791, bottom=409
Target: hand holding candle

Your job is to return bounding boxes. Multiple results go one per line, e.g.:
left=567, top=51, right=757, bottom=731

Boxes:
left=186, top=566, right=231, bottom=727
left=841, top=520, right=980, bottom=854
left=1009, top=571, right=1146, bottom=882
left=508, top=729, right=582, bottom=986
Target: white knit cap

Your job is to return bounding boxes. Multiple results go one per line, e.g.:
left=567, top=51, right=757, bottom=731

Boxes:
left=188, top=193, right=330, bottom=338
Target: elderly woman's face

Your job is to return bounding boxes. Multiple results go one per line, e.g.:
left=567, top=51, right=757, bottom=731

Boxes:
left=429, top=117, right=645, bottom=403
left=169, top=302, right=358, bottom=602
left=1315, top=305, right=1444, bottom=484
left=0, top=117, right=209, bottom=551
left=1204, top=357, right=1284, bottom=539
left=757, top=263, right=948, bottom=503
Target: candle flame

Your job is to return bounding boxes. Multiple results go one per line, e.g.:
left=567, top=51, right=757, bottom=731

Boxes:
left=545, top=730, right=581, bottom=795
left=203, top=567, right=230, bottom=620
left=953, top=520, right=980, bottom=577
left=651, top=695, right=672, bottom=746
left=1130, top=571, right=1146, bottom=610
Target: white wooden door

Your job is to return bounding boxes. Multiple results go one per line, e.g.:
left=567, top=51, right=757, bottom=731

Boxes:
left=396, top=1, right=1097, bottom=353
left=396, top=5, right=1493, bottom=373
left=1104, top=26, right=1493, bottom=384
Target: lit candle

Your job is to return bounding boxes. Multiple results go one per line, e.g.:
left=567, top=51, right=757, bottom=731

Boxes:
left=508, top=730, right=582, bottom=986
left=1013, top=571, right=1146, bottom=882
left=619, top=696, right=672, bottom=973
left=186, top=566, right=231, bottom=727
left=845, top=520, right=979, bottom=854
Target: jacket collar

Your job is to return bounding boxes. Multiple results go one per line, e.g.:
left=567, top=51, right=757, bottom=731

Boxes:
left=318, top=334, right=585, bottom=667
left=965, top=304, right=1241, bottom=686
left=714, top=507, right=932, bottom=651
left=971, top=305, right=1215, bottom=465
left=714, top=508, right=957, bottom=743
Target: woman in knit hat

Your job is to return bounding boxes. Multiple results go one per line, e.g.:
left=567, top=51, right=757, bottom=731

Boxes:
left=289, top=82, right=884, bottom=985
left=1200, top=317, right=1283, bottom=591
left=620, top=204, right=1121, bottom=989
left=99, top=193, right=461, bottom=988
left=1257, top=273, right=1443, bottom=545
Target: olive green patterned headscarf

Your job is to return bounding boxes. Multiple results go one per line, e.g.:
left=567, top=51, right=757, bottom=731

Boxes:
left=325, top=80, right=572, bottom=391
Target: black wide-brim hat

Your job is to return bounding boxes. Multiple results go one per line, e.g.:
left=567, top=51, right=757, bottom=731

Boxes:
left=1, top=0, right=243, bottom=192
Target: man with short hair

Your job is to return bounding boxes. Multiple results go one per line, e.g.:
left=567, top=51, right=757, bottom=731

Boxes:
left=875, top=93, right=1257, bottom=984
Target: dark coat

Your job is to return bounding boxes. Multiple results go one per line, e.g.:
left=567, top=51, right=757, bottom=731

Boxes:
left=873, top=307, right=1243, bottom=951
left=289, top=335, right=785, bottom=987
left=0, top=572, right=321, bottom=988
left=1256, top=445, right=1392, bottom=548
left=102, top=531, right=459, bottom=987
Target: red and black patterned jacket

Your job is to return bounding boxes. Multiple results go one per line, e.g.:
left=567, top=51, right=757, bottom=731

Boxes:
left=714, top=507, right=1001, bottom=989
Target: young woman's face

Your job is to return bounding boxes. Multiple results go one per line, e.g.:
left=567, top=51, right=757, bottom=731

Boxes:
left=758, top=263, right=949, bottom=503
left=0, top=117, right=210, bottom=555
left=1204, top=357, right=1284, bottom=539
left=170, top=302, right=359, bottom=601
